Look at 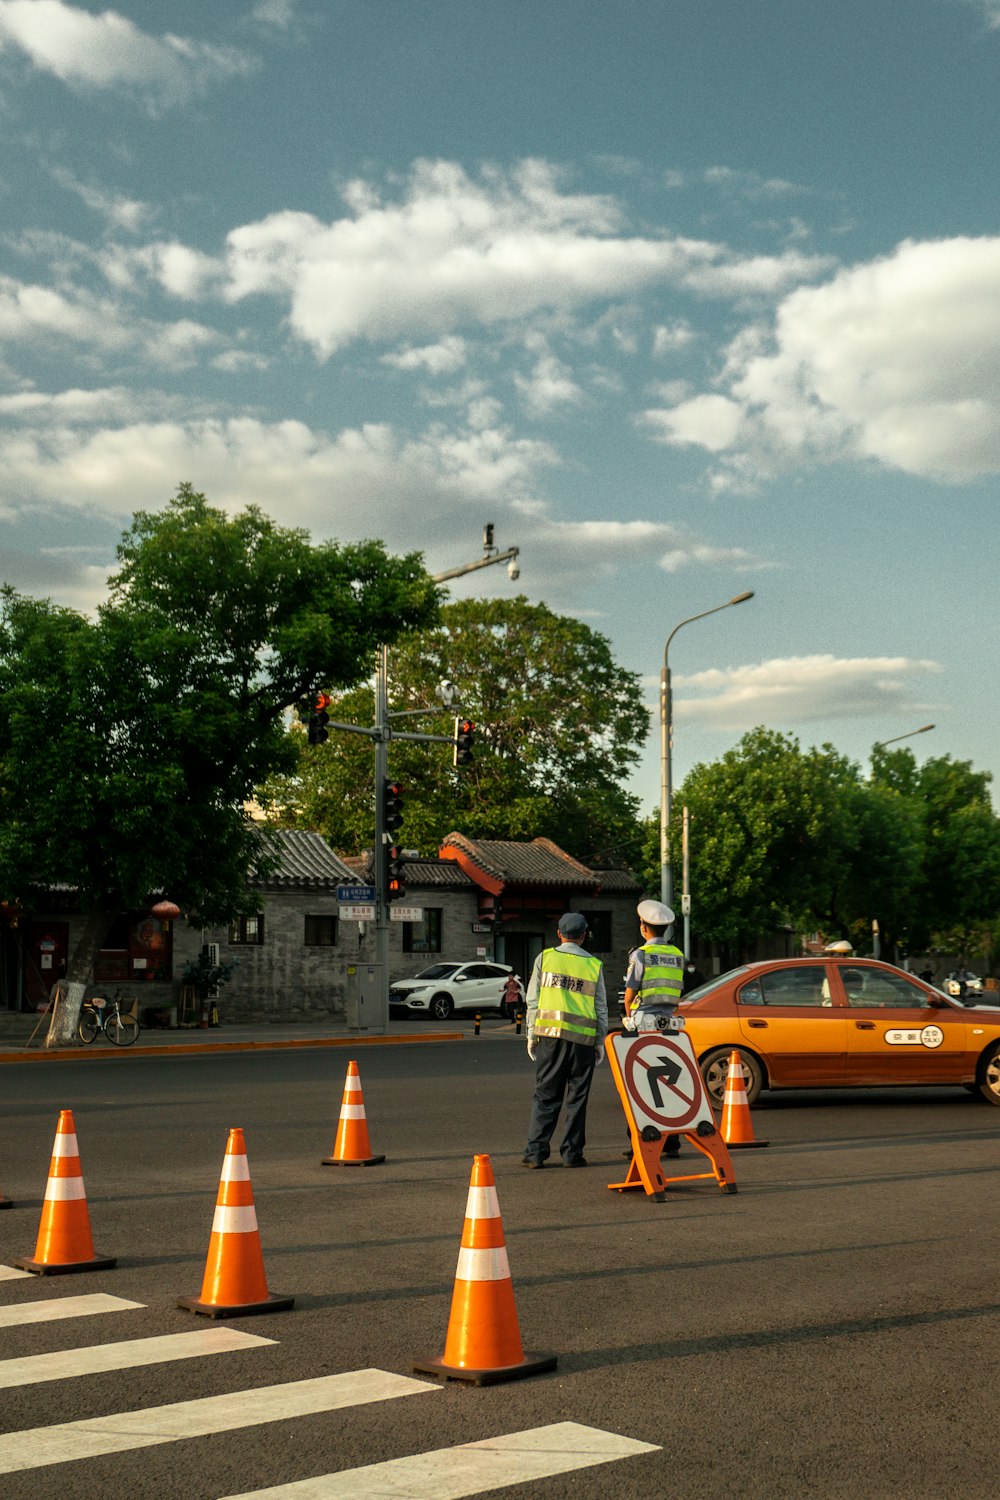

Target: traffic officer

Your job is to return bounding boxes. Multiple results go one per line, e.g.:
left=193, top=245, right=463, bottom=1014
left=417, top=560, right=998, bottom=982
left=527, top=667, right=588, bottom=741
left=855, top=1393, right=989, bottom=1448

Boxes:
left=522, top=912, right=607, bottom=1169
left=623, top=899, right=685, bottom=1019
left=622, top=898, right=685, bottom=1158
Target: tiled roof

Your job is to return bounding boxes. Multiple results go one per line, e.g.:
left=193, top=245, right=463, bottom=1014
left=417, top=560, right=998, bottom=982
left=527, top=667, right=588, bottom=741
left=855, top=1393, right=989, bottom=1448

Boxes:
left=253, top=830, right=357, bottom=889
left=592, top=867, right=642, bottom=893
left=403, top=858, right=474, bottom=888
left=440, top=834, right=601, bottom=890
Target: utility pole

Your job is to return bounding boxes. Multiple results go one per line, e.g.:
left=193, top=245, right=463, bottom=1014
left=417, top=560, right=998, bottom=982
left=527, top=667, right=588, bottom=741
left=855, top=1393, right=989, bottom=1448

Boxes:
left=322, top=524, right=522, bottom=1034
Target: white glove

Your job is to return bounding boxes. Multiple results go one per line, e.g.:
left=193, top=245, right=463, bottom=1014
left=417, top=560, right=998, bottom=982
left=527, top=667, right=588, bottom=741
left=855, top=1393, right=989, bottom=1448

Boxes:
left=526, top=1038, right=537, bottom=1062
left=621, top=1016, right=637, bottom=1033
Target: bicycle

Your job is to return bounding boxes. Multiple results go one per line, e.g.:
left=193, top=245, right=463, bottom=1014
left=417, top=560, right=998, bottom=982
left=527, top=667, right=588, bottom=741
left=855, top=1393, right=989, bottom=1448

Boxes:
left=78, top=990, right=141, bottom=1047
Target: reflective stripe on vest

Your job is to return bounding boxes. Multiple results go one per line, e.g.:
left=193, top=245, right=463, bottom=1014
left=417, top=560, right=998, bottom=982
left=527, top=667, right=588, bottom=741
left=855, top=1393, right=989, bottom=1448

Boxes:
left=533, top=949, right=602, bottom=1046
left=635, top=943, right=684, bottom=1004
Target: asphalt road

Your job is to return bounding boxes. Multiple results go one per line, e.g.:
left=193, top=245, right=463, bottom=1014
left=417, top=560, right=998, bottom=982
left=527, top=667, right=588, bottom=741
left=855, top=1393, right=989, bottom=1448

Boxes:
left=1, top=1037, right=999, bottom=1499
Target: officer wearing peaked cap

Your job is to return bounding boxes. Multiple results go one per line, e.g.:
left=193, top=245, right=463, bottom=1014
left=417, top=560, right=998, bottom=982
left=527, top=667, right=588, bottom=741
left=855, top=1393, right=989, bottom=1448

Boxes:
left=624, top=900, right=684, bottom=1016
left=623, top=898, right=685, bottom=1158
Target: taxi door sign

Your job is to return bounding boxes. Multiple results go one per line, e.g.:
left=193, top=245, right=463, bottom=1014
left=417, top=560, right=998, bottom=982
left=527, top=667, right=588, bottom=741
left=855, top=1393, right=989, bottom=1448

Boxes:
left=606, top=1029, right=737, bottom=1202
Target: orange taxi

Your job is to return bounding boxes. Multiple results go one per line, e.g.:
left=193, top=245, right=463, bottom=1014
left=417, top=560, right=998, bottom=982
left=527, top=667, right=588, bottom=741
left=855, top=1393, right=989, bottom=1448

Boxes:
left=678, top=957, right=1000, bottom=1107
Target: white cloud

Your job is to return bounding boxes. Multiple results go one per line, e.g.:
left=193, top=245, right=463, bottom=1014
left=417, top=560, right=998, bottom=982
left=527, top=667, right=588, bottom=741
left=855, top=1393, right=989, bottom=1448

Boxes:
left=673, top=655, right=943, bottom=729
left=381, top=336, right=468, bottom=374
left=653, top=236, right=1000, bottom=484
left=652, top=323, right=694, bottom=355
left=642, top=393, right=744, bottom=453
left=0, top=0, right=255, bottom=108
left=513, top=351, right=583, bottom=416
left=216, top=159, right=832, bottom=357
left=0, top=272, right=229, bottom=368
left=0, top=410, right=766, bottom=612
left=49, top=167, right=154, bottom=235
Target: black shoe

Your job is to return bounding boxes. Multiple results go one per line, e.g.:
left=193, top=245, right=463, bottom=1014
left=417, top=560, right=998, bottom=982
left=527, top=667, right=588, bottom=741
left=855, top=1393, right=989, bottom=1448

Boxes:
left=562, top=1157, right=589, bottom=1168
left=662, top=1144, right=682, bottom=1159
left=521, top=1157, right=545, bottom=1169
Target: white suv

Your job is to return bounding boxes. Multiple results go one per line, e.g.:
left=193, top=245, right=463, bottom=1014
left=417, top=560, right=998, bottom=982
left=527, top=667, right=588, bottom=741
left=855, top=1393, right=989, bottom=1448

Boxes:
left=389, top=961, right=514, bottom=1020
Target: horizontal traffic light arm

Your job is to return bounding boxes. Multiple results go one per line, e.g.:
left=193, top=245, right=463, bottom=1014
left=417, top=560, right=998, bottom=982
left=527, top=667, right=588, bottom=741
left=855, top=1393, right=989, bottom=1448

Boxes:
left=390, top=730, right=461, bottom=744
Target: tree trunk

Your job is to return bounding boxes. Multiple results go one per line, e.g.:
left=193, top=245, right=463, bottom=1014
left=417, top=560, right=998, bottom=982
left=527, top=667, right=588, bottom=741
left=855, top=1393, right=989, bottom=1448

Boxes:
left=46, top=906, right=116, bottom=1046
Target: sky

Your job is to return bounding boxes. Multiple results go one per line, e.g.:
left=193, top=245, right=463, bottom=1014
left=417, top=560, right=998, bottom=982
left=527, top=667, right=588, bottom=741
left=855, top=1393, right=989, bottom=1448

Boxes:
left=1, top=0, right=999, bottom=819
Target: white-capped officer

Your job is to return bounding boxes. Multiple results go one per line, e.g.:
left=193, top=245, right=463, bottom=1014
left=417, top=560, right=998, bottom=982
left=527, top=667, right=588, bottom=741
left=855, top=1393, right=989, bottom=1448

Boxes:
left=622, top=899, right=684, bottom=1018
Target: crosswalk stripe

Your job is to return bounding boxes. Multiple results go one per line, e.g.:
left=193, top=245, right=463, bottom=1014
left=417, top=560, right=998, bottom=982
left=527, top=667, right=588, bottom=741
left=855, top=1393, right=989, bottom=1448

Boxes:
left=220, top=1421, right=661, bottom=1499
left=0, top=1293, right=143, bottom=1328
left=0, top=1328, right=273, bottom=1392
left=0, top=1370, right=438, bottom=1475
left=0, top=1267, right=32, bottom=1281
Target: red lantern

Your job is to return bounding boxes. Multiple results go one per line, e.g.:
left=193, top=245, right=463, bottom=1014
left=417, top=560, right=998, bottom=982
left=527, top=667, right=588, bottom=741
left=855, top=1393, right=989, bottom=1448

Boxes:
left=151, top=899, right=181, bottom=929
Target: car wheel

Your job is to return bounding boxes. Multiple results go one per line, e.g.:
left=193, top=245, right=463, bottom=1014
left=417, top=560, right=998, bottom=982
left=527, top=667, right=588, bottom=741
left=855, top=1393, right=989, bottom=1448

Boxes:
left=430, top=993, right=454, bottom=1020
left=975, top=1042, right=1000, bottom=1105
left=701, top=1047, right=764, bottom=1108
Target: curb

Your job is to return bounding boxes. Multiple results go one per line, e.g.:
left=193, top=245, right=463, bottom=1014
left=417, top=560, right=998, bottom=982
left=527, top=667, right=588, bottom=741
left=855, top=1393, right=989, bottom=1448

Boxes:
left=0, top=1032, right=465, bottom=1065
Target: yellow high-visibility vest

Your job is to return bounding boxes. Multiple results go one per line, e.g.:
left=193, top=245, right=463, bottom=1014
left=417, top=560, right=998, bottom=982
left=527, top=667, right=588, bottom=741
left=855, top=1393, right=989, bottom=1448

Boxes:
left=533, top=948, right=602, bottom=1046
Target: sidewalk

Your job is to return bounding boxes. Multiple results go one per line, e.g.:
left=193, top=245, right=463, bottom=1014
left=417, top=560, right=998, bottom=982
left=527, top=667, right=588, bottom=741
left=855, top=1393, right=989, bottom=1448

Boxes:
left=0, top=1013, right=523, bottom=1064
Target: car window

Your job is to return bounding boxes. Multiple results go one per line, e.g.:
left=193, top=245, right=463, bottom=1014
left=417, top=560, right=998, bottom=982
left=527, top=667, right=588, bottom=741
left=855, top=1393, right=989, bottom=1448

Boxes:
left=842, top=969, right=931, bottom=1008
left=462, top=965, right=498, bottom=979
left=742, top=966, right=831, bottom=1007
left=416, top=964, right=460, bottom=980
left=679, top=966, right=751, bottom=1004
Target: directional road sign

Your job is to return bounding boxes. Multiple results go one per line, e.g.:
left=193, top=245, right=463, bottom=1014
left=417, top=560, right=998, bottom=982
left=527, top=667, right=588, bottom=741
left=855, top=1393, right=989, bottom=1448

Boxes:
left=608, top=1031, right=715, bottom=1134
left=340, top=904, right=376, bottom=921
left=337, top=884, right=376, bottom=903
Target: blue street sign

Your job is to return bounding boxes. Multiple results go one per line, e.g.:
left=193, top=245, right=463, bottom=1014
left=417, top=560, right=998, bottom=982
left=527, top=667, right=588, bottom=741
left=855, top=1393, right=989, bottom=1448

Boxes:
left=336, top=884, right=377, bottom=903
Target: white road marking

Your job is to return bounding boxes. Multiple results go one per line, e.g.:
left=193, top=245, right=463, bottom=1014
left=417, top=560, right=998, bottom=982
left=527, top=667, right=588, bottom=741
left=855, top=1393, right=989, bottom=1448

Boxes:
left=0, top=1370, right=438, bottom=1475
left=0, top=1267, right=33, bottom=1281
left=0, top=1327, right=273, bottom=1391
left=220, top=1421, right=661, bottom=1498
left=0, top=1293, right=143, bottom=1328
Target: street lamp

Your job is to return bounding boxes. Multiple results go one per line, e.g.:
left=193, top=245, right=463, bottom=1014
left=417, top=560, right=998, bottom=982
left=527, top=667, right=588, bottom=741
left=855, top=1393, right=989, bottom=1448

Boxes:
left=872, top=723, right=935, bottom=750
left=660, top=591, right=754, bottom=915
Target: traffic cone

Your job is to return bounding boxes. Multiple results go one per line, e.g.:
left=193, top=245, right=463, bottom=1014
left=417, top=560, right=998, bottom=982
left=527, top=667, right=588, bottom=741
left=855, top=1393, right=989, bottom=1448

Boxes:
left=720, top=1050, right=769, bottom=1149
left=413, top=1153, right=558, bottom=1386
left=177, top=1127, right=293, bottom=1318
left=321, top=1060, right=385, bottom=1166
left=13, top=1109, right=116, bottom=1274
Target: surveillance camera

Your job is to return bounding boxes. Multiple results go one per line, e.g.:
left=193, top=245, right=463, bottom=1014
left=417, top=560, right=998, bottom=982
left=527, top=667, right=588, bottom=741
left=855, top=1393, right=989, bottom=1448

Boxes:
left=507, top=558, right=520, bottom=581
left=436, top=678, right=458, bottom=706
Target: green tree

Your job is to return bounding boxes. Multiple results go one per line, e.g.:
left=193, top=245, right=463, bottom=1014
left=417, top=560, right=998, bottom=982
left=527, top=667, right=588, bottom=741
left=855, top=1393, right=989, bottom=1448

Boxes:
left=262, top=596, right=648, bottom=869
left=649, top=727, right=924, bottom=960
left=0, top=485, right=438, bottom=1040
left=905, top=755, right=1000, bottom=956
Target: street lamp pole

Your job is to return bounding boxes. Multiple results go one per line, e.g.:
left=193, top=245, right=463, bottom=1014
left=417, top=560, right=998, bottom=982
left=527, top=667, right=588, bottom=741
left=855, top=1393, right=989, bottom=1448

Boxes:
left=660, top=591, right=754, bottom=916
left=872, top=723, right=935, bottom=750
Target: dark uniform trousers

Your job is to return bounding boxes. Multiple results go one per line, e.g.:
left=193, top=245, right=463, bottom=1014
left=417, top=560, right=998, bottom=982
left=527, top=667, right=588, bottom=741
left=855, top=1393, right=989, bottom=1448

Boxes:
left=524, top=1035, right=598, bottom=1164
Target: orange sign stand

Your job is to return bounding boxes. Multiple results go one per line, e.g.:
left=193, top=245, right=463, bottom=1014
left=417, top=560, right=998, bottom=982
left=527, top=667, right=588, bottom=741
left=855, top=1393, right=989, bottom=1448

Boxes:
left=605, top=1029, right=737, bottom=1202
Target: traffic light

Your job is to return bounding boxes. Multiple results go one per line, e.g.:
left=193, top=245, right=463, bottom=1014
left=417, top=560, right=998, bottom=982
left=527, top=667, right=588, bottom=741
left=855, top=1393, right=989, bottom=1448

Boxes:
left=387, top=844, right=406, bottom=902
left=383, top=779, right=404, bottom=833
left=307, top=692, right=331, bottom=745
left=453, top=716, right=475, bottom=767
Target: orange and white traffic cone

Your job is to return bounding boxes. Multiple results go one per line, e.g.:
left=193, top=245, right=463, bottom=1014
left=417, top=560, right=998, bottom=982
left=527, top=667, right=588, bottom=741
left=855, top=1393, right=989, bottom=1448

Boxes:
left=321, top=1060, right=385, bottom=1167
left=177, top=1127, right=293, bottom=1318
left=13, top=1109, right=115, bottom=1274
left=412, top=1153, right=557, bottom=1386
left=720, top=1050, right=769, bottom=1149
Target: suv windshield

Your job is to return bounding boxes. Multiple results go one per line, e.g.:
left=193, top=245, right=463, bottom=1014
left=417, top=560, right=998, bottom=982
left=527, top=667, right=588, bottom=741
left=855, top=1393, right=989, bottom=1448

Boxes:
left=415, top=964, right=460, bottom=980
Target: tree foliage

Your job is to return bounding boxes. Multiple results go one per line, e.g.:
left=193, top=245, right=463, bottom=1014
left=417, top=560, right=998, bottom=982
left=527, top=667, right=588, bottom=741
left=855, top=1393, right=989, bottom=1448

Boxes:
left=262, top=596, right=649, bottom=869
left=642, top=728, right=1000, bottom=964
left=0, top=485, right=439, bottom=1035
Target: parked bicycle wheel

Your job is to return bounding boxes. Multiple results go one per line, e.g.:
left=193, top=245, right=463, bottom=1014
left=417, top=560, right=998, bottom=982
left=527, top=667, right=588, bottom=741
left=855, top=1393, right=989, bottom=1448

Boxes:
left=107, top=1013, right=140, bottom=1047
left=77, top=1007, right=100, bottom=1044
